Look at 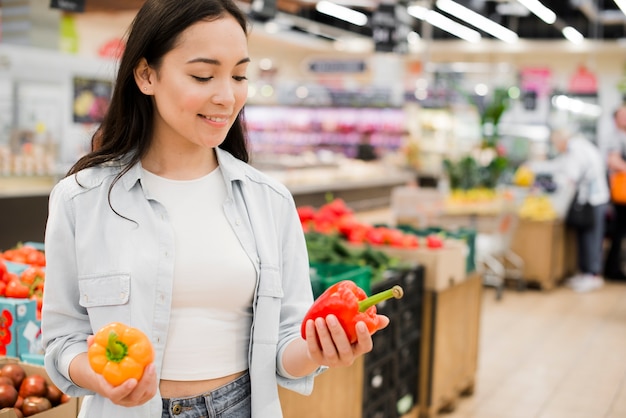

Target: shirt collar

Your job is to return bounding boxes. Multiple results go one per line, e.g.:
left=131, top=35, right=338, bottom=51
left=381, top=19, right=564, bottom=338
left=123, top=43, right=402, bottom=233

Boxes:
left=119, top=147, right=247, bottom=193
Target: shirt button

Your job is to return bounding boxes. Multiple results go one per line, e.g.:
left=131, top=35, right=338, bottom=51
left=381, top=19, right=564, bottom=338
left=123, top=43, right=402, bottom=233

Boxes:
left=236, top=218, right=241, bottom=226
left=119, top=292, right=126, bottom=299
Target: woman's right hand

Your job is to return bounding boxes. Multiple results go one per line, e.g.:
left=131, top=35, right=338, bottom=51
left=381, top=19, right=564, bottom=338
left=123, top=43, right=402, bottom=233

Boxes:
left=69, top=337, right=158, bottom=407
left=92, top=361, right=157, bottom=407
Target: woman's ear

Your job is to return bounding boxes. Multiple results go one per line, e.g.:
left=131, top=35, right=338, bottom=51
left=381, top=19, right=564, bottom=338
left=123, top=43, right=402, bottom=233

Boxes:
left=134, top=58, right=154, bottom=95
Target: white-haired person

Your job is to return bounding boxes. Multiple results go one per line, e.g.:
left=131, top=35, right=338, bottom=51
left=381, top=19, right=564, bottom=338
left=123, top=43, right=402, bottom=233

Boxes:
left=529, top=125, right=609, bottom=292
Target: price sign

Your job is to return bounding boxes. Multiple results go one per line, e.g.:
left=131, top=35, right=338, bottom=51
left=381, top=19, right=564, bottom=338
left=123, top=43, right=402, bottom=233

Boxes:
left=50, top=0, right=86, bottom=12
left=372, top=3, right=397, bottom=52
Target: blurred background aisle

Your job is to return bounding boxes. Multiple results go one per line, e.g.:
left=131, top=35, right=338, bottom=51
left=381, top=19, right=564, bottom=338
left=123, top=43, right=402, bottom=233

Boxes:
left=442, top=281, right=626, bottom=418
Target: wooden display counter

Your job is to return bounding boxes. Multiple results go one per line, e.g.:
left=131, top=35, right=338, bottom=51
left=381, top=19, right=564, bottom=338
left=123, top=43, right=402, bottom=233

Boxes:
left=279, top=357, right=365, bottom=418
left=278, top=269, right=484, bottom=418
left=418, top=272, right=482, bottom=418
left=279, top=266, right=425, bottom=418
left=510, top=219, right=577, bottom=290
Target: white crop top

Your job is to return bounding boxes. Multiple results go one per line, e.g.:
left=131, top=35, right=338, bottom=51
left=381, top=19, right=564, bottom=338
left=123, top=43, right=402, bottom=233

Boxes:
left=141, top=166, right=256, bottom=380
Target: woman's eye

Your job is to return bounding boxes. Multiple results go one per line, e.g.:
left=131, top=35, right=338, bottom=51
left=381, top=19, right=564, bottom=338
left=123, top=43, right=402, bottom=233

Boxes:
left=192, top=76, right=212, bottom=82
left=233, top=76, right=248, bottom=82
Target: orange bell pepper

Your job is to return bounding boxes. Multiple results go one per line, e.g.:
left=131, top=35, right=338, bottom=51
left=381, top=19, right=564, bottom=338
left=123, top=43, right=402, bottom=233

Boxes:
left=88, top=322, right=154, bottom=386
left=300, top=280, right=404, bottom=344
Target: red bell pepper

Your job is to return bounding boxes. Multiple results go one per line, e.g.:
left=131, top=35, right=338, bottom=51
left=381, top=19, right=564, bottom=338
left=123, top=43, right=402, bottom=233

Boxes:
left=301, top=280, right=404, bottom=344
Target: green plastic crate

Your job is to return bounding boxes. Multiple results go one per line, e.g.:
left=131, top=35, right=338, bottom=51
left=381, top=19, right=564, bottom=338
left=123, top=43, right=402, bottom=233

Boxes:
left=309, top=263, right=372, bottom=299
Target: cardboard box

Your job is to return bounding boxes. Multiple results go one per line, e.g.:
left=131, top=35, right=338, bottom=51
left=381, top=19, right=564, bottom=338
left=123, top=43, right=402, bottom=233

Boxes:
left=0, top=298, right=41, bottom=358
left=0, top=357, right=78, bottom=418
left=375, top=239, right=467, bottom=291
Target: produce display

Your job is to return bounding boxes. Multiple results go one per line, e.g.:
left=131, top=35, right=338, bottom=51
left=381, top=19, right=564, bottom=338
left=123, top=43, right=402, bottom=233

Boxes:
left=512, top=165, right=535, bottom=187
left=518, top=194, right=558, bottom=221
left=0, top=362, right=71, bottom=417
left=88, top=322, right=154, bottom=387
left=0, top=245, right=46, bottom=321
left=298, top=198, right=419, bottom=248
left=300, top=280, right=404, bottom=344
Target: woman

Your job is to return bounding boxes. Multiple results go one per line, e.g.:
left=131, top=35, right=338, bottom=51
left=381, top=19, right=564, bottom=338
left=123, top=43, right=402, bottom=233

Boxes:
left=41, top=1, right=388, bottom=417
left=530, top=125, right=609, bottom=293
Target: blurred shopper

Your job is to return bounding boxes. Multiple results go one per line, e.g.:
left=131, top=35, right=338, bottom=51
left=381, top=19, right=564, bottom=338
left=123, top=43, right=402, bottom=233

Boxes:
left=603, top=105, right=626, bottom=281
left=355, top=130, right=378, bottom=161
left=531, top=126, right=609, bottom=292
left=41, top=1, right=389, bottom=417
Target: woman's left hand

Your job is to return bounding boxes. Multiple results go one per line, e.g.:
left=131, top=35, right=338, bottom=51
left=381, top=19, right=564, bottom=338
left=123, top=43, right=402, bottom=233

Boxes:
left=303, top=314, right=390, bottom=368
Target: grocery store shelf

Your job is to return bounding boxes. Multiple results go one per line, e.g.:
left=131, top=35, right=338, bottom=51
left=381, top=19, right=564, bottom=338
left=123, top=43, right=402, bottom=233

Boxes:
left=0, top=176, right=58, bottom=198
left=289, top=170, right=414, bottom=210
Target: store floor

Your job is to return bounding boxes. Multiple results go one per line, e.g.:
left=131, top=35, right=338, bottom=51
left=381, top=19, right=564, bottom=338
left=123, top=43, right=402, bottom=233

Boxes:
left=439, top=280, right=626, bottom=418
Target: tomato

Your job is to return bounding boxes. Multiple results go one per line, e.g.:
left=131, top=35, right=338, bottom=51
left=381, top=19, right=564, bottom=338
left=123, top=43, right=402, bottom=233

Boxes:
left=4, top=272, right=18, bottom=283
left=25, top=251, right=45, bottom=267
left=0, top=260, right=6, bottom=283
left=2, top=249, right=26, bottom=264
left=5, top=281, right=30, bottom=299
left=426, top=234, right=444, bottom=249
left=0, top=282, right=6, bottom=297
left=20, top=267, right=44, bottom=286
left=2, top=246, right=45, bottom=267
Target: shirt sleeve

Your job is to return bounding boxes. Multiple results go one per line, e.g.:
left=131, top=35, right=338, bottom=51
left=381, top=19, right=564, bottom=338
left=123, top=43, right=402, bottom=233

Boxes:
left=275, top=192, right=325, bottom=392
left=41, top=179, right=95, bottom=398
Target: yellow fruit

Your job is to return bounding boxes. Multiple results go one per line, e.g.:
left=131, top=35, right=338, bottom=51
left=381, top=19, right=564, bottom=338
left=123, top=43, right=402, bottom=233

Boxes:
left=513, top=166, right=535, bottom=187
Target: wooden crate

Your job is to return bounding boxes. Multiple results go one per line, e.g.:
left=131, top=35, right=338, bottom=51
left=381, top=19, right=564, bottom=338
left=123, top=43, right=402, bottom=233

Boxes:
left=418, top=273, right=482, bottom=418
left=279, top=356, right=364, bottom=418
left=510, top=219, right=577, bottom=290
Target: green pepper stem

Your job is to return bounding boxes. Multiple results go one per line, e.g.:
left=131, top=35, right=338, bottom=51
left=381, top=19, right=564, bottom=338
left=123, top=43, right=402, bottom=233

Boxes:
left=106, top=331, right=128, bottom=363
left=358, top=285, right=404, bottom=312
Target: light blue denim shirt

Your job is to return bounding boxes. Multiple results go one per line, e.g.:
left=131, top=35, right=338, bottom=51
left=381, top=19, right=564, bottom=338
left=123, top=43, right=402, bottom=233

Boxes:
left=42, top=147, right=320, bottom=418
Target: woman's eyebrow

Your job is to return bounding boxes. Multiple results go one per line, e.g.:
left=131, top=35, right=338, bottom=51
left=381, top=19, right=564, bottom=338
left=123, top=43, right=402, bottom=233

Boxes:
left=186, top=57, right=251, bottom=66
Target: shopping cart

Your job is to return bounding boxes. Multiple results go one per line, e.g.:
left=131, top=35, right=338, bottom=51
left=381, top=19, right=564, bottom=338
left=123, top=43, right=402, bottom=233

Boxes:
left=475, top=210, right=525, bottom=300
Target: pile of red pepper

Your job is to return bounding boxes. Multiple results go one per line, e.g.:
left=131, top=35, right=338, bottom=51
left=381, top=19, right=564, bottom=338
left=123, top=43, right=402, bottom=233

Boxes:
left=297, top=199, right=420, bottom=248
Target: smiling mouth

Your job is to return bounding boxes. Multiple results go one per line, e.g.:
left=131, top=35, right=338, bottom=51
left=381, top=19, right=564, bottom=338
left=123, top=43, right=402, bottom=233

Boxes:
left=200, top=115, right=229, bottom=123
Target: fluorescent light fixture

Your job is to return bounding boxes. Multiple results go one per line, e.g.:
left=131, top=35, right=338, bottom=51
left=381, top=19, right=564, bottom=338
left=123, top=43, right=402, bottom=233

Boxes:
left=315, top=1, right=368, bottom=27
left=614, top=0, right=626, bottom=15
left=408, top=5, right=481, bottom=43
left=562, top=26, right=584, bottom=44
left=516, top=0, right=557, bottom=24
left=436, top=0, right=518, bottom=43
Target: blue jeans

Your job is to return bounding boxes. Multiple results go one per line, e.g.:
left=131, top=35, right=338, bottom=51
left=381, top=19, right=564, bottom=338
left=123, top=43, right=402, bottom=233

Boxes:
left=576, top=203, right=607, bottom=275
left=161, top=372, right=251, bottom=418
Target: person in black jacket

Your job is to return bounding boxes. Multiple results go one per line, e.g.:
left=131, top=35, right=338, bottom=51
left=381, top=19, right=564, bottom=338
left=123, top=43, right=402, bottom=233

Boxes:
left=603, top=105, right=626, bottom=281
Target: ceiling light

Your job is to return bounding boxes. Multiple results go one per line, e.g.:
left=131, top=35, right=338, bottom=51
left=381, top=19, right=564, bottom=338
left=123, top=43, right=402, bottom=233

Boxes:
left=315, top=1, right=368, bottom=27
left=562, top=26, right=584, bottom=44
left=516, top=0, right=557, bottom=24
left=407, top=31, right=421, bottom=44
left=614, top=0, right=626, bottom=16
left=436, top=0, right=518, bottom=43
left=408, top=5, right=481, bottom=43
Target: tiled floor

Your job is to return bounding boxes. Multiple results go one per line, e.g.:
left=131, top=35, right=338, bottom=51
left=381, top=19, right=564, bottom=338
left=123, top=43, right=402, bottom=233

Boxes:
left=440, top=280, right=626, bottom=418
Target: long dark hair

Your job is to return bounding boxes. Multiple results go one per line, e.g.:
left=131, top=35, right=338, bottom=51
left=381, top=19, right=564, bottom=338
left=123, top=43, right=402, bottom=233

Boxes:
left=67, top=0, right=250, bottom=179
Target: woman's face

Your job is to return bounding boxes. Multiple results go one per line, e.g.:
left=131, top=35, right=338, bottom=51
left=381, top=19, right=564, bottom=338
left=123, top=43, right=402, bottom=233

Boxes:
left=142, top=15, right=249, bottom=151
